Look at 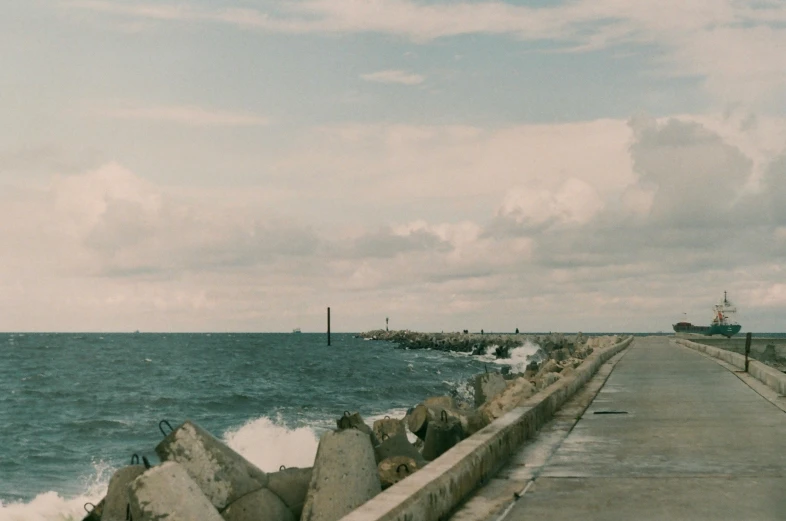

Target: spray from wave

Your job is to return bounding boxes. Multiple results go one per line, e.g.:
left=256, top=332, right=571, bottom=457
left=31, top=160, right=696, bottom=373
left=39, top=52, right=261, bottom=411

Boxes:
left=474, top=340, right=544, bottom=373
left=0, top=460, right=113, bottom=521
left=0, top=408, right=443, bottom=519
left=223, top=415, right=320, bottom=472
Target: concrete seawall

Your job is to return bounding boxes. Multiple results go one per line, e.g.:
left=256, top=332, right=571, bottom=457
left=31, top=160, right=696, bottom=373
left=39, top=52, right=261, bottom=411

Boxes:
left=340, top=335, right=634, bottom=521
left=675, top=338, right=786, bottom=395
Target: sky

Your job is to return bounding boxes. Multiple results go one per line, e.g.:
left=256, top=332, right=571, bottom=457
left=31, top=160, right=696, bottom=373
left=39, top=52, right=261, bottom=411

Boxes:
left=1, top=0, right=785, bottom=333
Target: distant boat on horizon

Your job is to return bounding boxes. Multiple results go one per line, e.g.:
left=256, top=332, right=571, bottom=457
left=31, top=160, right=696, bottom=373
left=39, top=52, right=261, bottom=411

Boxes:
left=292, top=328, right=302, bottom=334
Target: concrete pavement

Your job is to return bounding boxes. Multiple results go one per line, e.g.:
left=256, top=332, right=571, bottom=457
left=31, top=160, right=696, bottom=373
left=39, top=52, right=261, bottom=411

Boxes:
left=456, top=336, right=786, bottom=521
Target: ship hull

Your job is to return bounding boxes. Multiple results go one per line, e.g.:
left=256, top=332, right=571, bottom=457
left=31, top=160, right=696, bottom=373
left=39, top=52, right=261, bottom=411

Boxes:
left=673, top=323, right=741, bottom=338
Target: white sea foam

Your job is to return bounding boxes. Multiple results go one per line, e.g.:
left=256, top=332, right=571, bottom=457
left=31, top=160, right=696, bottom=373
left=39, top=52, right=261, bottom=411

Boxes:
left=223, top=415, right=321, bottom=472
left=0, top=460, right=113, bottom=521
left=1, top=410, right=421, bottom=519
left=474, top=340, right=543, bottom=373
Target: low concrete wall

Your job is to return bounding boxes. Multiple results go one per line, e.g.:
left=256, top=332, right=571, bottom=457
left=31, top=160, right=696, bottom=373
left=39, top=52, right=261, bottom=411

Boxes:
left=340, top=335, right=634, bottom=521
left=675, top=338, right=786, bottom=395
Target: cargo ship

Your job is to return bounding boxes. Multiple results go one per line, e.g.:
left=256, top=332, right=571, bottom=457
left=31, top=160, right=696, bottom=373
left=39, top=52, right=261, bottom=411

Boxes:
left=673, top=291, right=742, bottom=338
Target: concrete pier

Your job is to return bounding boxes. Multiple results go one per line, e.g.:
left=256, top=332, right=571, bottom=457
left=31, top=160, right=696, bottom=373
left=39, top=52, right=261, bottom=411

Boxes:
left=453, top=336, right=786, bottom=521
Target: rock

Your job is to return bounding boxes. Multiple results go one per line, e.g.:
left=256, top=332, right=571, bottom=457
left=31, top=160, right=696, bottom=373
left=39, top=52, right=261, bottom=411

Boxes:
left=101, top=465, right=146, bottom=521
left=761, top=344, right=778, bottom=363
left=128, top=462, right=224, bottom=521
left=473, top=372, right=507, bottom=407
left=538, top=359, right=559, bottom=376
left=478, top=377, right=536, bottom=423
left=221, top=488, right=294, bottom=521
left=377, top=456, right=419, bottom=489
left=155, top=420, right=268, bottom=511
left=266, top=467, right=312, bottom=519
left=300, top=429, right=381, bottom=521
left=538, top=372, right=561, bottom=390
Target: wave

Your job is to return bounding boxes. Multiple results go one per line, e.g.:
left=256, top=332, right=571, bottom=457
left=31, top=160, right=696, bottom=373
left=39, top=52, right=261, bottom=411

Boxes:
left=222, top=415, right=321, bottom=472
left=0, top=460, right=113, bottom=521
left=0, top=410, right=419, bottom=519
left=473, top=340, right=543, bottom=373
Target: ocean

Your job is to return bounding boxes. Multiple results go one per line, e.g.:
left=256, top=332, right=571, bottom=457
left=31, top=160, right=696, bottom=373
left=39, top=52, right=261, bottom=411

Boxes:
left=0, top=332, right=538, bottom=521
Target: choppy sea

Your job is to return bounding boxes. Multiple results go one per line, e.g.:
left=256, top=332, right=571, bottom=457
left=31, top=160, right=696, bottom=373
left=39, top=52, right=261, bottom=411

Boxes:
left=0, top=332, right=546, bottom=521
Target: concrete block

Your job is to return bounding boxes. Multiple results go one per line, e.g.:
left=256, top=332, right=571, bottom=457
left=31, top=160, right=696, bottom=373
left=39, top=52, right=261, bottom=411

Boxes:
left=301, top=429, right=381, bottom=521
left=266, top=466, right=312, bottom=518
left=221, top=487, right=295, bottom=521
left=155, top=420, right=268, bottom=510
left=101, top=465, right=146, bottom=521
left=128, top=461, right=224, bottom=521
left=473, top=372, right=507, bottom=407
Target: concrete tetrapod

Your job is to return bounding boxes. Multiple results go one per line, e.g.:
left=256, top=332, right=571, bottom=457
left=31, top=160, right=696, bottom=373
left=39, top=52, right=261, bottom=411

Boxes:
left=336, top=411, right=379, bottom=446
left=373, top=433, right=426, bottom=467
left=155, top=420, right=268, bottom=511
left=101, top=465, right=146, bottom=521
left=377, top=456, right=419, bottom=489
left=300, top=429, right=381, bottom=521
left=372, top=417, right=406, bottom=442
left=221, top=488, right=295, bottom=521
left=407, top=403, right=480, bottom=441
left=266, top=467, right=312, bottom=519
left=472, top=372, right=507, bottom=407
left=421, top=411, right=464, bottom=461
left=81, top=500, right=104, bottom=521
left=128, top=461, right=224, bottom=521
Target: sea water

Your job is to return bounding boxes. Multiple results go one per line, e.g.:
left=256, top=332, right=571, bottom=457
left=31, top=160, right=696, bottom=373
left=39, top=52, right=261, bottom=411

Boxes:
left=0, top=332, right=540, bottom=520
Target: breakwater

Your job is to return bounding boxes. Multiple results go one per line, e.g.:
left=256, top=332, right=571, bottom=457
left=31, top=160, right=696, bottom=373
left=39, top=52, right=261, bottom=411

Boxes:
left=359, top=329, right=590, bottom=361
left=79, top=331, right=623, bottom=521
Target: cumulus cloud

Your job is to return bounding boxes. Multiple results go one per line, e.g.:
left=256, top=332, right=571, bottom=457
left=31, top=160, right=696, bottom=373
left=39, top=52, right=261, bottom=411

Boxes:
left=3, top=112, right=786, bottom=331
left=360, top=70, right=424, bottom=85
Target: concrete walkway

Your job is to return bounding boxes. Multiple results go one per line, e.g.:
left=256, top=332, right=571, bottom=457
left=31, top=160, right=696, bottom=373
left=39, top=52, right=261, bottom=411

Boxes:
left=469, top=337, right=786, bottom=521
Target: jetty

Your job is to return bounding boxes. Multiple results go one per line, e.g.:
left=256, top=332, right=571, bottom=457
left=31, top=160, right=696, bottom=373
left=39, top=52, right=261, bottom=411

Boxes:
left=80, top=334, right=786, bottom=521
left=448, top=336, right=786, bottom=520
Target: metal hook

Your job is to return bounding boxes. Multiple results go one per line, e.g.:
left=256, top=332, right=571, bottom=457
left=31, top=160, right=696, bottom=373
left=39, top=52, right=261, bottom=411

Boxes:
left=84, top=503, right=96, bottom=513
left=384, top=415, right=391, bottom=419
left=130, top=454, right=140, bottom=465
left=441, top=410, right=448, bottom=422
left=343, top=410, right=350, bottom=417
left=142, top=456, right=152, bottom=469
left=158, top=419, right=174, bottom=437
left=396, top=463, right=409, bottom=474
left=280, top=465, right=286, bottom=471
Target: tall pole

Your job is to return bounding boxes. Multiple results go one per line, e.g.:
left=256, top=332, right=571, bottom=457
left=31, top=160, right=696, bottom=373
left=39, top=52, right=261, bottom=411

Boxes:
left=744, top=331, right=751, bottom=372
left=327, top=307, right=331, bottom=346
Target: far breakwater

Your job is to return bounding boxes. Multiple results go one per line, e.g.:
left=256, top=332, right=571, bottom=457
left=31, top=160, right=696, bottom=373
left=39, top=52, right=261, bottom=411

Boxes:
left=359, top=329, right=590, bottom=362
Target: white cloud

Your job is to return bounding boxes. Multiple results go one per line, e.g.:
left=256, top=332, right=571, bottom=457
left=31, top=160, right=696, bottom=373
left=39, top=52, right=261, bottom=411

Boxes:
left=497, top=178, right=604, bottom=229
left=3, top=112, right=786, bottom=331
left=92, top=102, right=269, bottom=127
left=360, top=70, right=425, bottom=85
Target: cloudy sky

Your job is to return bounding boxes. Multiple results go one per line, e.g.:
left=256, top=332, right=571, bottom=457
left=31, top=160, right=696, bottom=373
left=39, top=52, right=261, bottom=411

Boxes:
left=2, top=0, right=785, bottom=333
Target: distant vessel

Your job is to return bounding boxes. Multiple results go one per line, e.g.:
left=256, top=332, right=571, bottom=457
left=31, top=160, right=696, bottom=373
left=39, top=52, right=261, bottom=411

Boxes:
left=673, top=291, right=742, bottom=338
left=292, top=328, right=302, bottom=334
